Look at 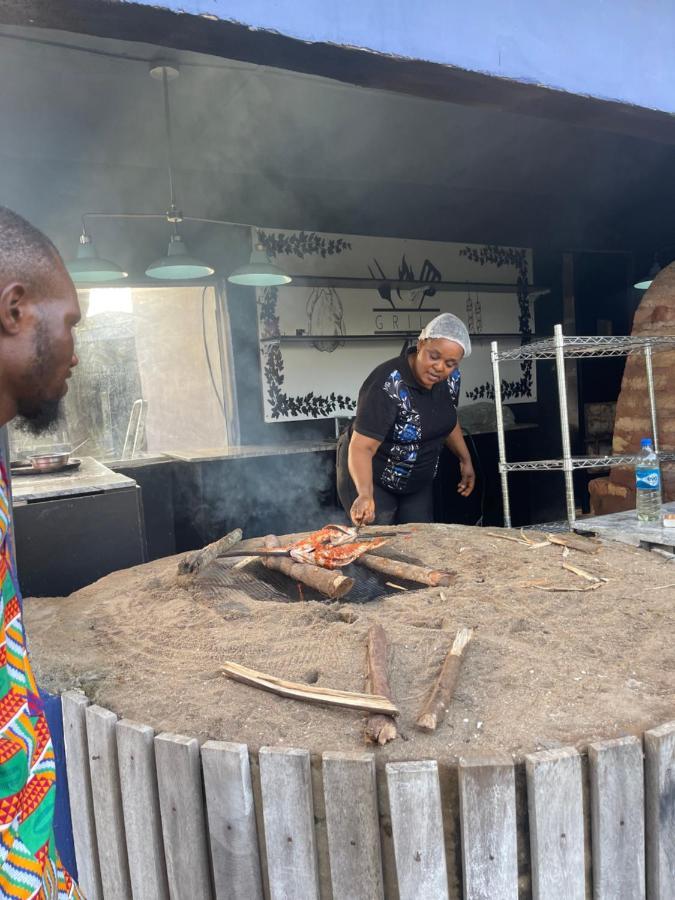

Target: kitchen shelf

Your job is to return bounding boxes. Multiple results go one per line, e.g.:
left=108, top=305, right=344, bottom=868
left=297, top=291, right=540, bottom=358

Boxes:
left=259, top=332, right=530, bottom=345
left=497, top=334, right=675, bottom=361
left=503, top=453, right=675, bottom=472
left=491, top=324, right=673, bottom=529
left=286, top=275, right=550, bottom=295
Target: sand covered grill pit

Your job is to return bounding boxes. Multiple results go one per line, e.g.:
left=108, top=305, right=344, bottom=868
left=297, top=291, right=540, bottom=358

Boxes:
left=26, top=523, right=675, bottom=898
left=26, top=523, right=675, bottom=761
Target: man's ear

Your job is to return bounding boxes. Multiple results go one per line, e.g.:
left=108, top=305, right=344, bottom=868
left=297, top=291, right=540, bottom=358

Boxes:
left=0, top=283, right=27, bottom=336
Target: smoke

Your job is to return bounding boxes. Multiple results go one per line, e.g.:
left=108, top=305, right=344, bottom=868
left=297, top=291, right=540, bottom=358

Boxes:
left=175, top=448, right=347, bottom=546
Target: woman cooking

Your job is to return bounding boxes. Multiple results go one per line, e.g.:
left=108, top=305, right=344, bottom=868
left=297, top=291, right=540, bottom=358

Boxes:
left=337, top=313, right=475, bottom=525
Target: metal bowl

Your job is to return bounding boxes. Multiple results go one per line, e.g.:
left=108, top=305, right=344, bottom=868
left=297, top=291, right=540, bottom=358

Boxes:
left=28, top=452, right=71, bottom=473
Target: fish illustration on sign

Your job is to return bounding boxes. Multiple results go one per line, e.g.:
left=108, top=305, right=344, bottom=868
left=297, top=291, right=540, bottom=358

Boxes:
left=306, top=286, right=346, bottom=352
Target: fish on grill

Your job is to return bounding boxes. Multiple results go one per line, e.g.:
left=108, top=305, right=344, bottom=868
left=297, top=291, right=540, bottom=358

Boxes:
left=288, top=525, right=392, bottom=569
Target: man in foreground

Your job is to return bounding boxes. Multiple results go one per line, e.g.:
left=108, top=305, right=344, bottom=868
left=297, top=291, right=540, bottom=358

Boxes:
left=0, top=206, right=81, bottom=898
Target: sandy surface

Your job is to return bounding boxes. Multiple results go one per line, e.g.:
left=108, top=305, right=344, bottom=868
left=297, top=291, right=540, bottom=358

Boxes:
left=24, top=524, right=675, bottom=763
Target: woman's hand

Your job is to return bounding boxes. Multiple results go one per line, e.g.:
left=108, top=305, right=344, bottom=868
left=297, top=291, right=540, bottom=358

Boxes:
left=350, top=494, right=376, bottom=526
left=445, top=423, right=475, bottom=497
left=457, top=458, right=476, bottom=496
left=348, top=431, right=381, bottom=526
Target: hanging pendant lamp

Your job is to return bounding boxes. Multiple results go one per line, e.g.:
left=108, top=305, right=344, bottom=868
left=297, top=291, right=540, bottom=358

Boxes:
left=144, top=63, right=213, bottom=281
left=68, top=61, right=290, bottom=286
left=66, top=232, right=128, bottom=284
left=146, top=232, right=214, bottom=279
left=633, top=255, right=662, bottom=291
left=228, top=242, right=292, bottom=287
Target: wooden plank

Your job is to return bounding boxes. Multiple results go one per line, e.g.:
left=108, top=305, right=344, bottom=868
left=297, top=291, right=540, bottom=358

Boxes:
left=458, top=756, right=518, bottom=900
left=222, top=661, right=399, bottom=715
left=201, top=740, right=264, bottom=900
left=588, top=736, right=646, bottom=899
left=155, top=733, right=213, bottom=900
left=386, top=760, right=449, bottom=900
left=61, top=691, right=103, bottom=900
left=258, top=747, right=320, bottom=900
left=323, top=752, right=384, bottom=900
left=525, top=747, right=585, bottom=900
left=117, top=720, right=170, bottom=900
left=85, top=705, right=132, bottom=900
left=644, top=721, right=675, bottom=900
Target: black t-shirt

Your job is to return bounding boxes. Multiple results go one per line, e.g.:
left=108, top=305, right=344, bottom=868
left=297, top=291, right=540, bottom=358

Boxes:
left=353, top=351, right=461, bottom=495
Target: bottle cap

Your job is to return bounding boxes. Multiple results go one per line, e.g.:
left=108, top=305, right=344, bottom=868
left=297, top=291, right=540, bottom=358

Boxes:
left=641, top=438, right=652, bottom=448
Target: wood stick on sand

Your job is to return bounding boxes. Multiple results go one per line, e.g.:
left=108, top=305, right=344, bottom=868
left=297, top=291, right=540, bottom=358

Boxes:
left=178, top=528, right=243, bottom=576
left=262, top=535, right=354, bottom=600
left=546, top=533, right=602, bottom=555
left=364, top=624, right=397, bottom=745
left=221, top=661, right=399, bottom=716
left=356, top=553, right=455, bottom=587
left=415, top=627, right=473, bottom=733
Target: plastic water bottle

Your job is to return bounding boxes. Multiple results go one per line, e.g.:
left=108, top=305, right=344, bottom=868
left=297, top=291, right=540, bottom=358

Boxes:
left=635, top=438, right=662, bottom=525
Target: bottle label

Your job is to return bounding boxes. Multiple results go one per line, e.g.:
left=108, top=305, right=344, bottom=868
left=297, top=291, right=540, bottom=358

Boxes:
left=636, top=468, right=660, bottom=490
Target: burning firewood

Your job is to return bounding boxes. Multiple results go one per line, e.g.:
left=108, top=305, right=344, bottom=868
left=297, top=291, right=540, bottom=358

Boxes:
left=356, top=553, right=456, bottom=587
left=364, top=624, right=397, bottom=745
left=415, top=626, right=473, bottom=732
left=177, top=528, right=243, bottom=576
left=261, top=535, right=354, bottom=600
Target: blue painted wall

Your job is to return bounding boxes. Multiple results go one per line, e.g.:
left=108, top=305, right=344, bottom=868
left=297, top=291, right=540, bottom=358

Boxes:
left=125, top=0, right=675, bottom=114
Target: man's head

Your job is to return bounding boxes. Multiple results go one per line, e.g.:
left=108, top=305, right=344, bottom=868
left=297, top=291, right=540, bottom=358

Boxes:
left=0, top=207, right=81, bottom=432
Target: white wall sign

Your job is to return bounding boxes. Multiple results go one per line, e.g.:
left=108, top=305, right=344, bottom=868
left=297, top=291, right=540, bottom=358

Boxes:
left=256, top=228, right=536, bottom=422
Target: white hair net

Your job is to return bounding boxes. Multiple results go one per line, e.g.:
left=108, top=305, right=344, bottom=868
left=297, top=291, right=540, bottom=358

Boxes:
left=419, top=313, right=472, bottom=357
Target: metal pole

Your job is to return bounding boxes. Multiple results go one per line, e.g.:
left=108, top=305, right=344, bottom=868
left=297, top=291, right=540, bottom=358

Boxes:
left=491, top=341, right=512, bottom=528
left=554, top=323, right=576, bottom=527
left=161, top=68, right=177, bottom=213
left=644, top=344, right=659, bottom=453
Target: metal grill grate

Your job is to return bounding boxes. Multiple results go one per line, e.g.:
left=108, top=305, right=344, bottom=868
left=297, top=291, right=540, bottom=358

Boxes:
left=209, top=556, right=424, bottom=604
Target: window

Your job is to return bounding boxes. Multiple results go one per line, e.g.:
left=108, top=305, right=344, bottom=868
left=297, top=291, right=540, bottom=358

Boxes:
left=9, top=284, right=233, bottom=463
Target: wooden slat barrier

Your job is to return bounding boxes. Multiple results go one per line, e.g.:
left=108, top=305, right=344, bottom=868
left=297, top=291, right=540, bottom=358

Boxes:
left=117, top=720, right=170, bottom=900
left=85, top=705, right=132, bottom=900
left=323, top=751, right=385, bottom=900
left=525, top=747, right=586, bottom=900
left=56, top=697, right=675, bottom=898
left=386, top=759, right=449, bottom=900
left=458, top=756, right=518, bottom=900
left=155, top=733, right=213, bottom=900
left=61, top=691, right=103, bottom=900
left=258, top=747, right=320, bottom=900
left=588, top=736, right=646, bottom=899
left=201, top=740, right=264, bottom=900
left=644, top=721, right=675, bottom=900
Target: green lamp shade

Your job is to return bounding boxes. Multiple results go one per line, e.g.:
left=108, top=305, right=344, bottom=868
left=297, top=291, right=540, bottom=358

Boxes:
left=228, top=243, right=291, bottom=287
left=634, top=259, right=661, bottom=290
left=146, top=234, right=214, bottom=279
left=67, top=238, right=128, bottom=283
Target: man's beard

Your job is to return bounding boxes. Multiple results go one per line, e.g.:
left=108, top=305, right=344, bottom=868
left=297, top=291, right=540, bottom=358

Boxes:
left=15, top=317, right=64, bottom=435
left=15, top=397, right=63, bottom=435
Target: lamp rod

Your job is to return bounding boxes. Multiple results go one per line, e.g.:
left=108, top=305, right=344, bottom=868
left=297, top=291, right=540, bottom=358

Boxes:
left=80, top=212, right=261, bottom=230
left=162, top=67, right=177, bottom=214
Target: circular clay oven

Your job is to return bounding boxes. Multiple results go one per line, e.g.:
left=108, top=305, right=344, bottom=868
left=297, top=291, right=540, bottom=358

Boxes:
left=26, top=524, right=675, bottom=898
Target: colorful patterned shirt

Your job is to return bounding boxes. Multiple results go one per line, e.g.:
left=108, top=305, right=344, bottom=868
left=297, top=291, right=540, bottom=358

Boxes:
left=0, top=469, right=80, bottom=899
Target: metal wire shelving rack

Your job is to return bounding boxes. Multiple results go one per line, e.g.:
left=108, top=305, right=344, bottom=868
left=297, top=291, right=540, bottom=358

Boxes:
left=491, top=324, right=675, bottom=528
